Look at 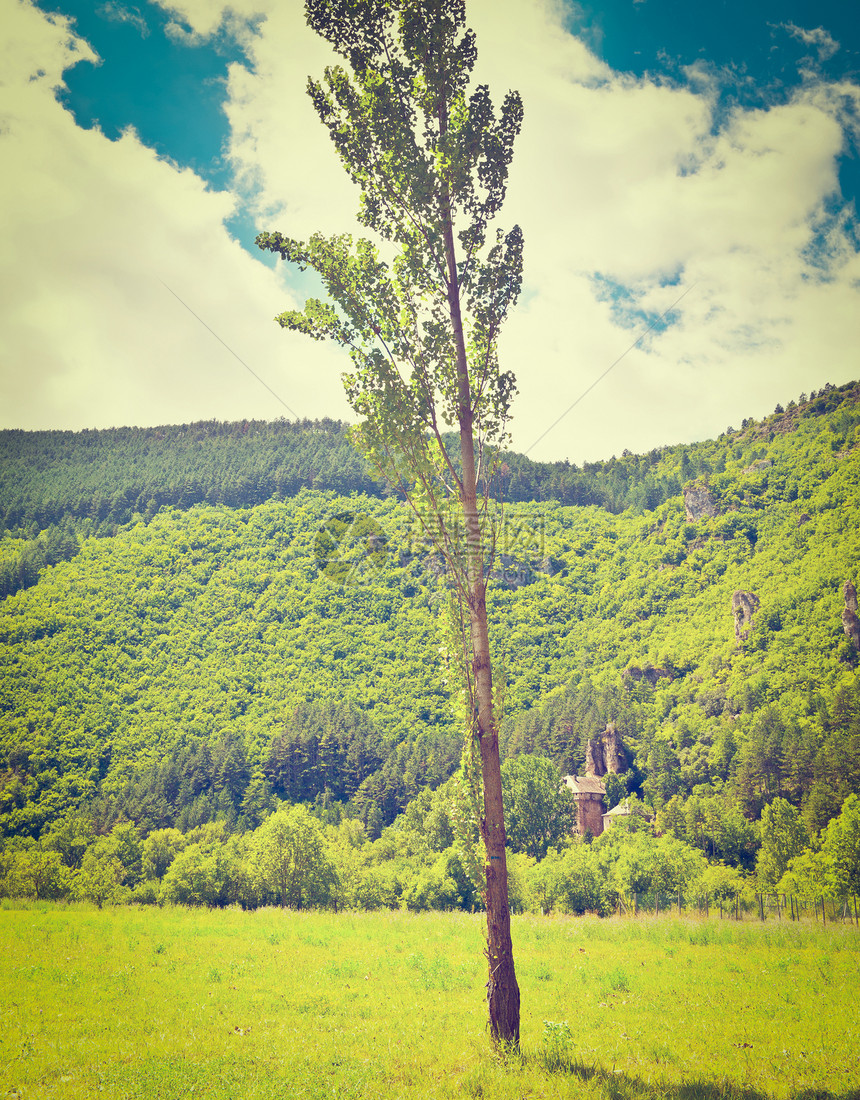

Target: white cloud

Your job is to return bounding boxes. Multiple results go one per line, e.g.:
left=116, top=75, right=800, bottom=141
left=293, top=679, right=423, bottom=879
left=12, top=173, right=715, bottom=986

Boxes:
left=457, top=2, right=860, bottom=459
left=0, top=0, right=348, bottom=432
left=222, top=5, right=359, bottom=238
left=152, top=0, right=265, bottom=52
left=2, top=0, right=859, bottom=464
left=781, top=22, right=840, bottom=62
left=163, top=19, right=201, bottom=45
left=98, top=3, right=149, bottom=37
left=215, top=0, right=860, bottom=461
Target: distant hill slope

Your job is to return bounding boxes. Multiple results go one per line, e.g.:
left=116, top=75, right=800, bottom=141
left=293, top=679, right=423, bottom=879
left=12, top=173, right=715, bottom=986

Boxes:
left=1, top=381, right=858, bottom=851
left=2, top=385, right=856, bottom=535
left=2, top=381, right=857, bottom=602
left=0, top=418, right=382, bottom=531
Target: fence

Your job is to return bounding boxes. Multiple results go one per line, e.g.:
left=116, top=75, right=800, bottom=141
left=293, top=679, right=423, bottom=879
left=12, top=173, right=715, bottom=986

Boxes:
left=755, top=892, right=859, bottom=925
left=615, top=890, right=860, bottom=924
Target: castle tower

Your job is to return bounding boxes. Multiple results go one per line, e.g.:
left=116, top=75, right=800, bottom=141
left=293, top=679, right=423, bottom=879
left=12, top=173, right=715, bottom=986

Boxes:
left=563, top=774, right=607, bottom=838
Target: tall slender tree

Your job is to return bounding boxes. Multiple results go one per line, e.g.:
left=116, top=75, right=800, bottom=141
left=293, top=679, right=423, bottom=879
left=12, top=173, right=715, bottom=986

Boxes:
left=257, top=0, right=523, bottom=1042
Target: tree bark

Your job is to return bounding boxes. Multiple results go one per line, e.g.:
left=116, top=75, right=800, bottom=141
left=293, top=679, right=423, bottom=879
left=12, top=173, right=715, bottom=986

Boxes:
left=441, top=192, right=520, bottom=1047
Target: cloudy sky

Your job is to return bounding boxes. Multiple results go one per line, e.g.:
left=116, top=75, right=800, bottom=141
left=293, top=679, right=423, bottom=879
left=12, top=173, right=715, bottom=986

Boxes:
left=2, top=0, right=858, bottom=463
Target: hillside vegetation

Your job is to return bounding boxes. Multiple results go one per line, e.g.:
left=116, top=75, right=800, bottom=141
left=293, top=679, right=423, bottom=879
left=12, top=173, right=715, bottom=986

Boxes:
left=9, top=386, right=853, bottom=595
left=1, top=381, right=859, bottom=909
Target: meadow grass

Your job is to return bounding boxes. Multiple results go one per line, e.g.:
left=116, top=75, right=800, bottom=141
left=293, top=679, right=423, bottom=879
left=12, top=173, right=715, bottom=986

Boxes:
left=1, top=902, right=858, bottom=1099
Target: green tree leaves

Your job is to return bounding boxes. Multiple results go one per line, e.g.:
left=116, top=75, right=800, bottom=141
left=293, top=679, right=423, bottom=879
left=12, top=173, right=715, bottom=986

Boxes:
left=757, top=798, right=809, bottom=888
left=250, top=805, right=337, bottom=909
left=159, top=837, right=240, bottom=907
left=501, top=755, right=574, bottom=861
left=820, top=793, right=860, bottom=895
left=258, top=1, right=523, bottom=506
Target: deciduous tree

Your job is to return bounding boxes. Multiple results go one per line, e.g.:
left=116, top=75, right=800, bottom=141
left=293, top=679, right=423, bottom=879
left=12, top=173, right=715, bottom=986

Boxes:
left=757, top=797, right=809, bottom=888
left=821, top=793, right=860, bottom=895
left=258, top=0, right=523, bottom=1042
left=250, top=804, right=337, bottom=909
left=501, top=754, right=574, bottom=860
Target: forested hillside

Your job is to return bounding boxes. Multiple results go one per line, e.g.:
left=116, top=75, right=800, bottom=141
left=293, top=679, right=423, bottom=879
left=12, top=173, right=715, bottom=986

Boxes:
left=1, top=382, right=859, bottom=910
left=5, top=380, right=853, bottom=600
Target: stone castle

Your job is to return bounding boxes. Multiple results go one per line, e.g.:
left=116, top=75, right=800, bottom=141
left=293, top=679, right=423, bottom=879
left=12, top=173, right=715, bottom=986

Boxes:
left=562, top=721, right=626, bottom=838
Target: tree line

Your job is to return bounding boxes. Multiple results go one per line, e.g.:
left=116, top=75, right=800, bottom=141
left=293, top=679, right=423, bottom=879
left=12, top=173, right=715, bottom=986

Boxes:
left=2, top=759, right=858, bottom=918
left=3, top=383, right=855, bottom=533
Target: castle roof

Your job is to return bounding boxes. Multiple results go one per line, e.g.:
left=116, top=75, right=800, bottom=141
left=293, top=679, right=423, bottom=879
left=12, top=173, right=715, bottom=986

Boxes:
left=602, top=799, right=655, bottom=821
left=563, top=774, right=606, bottom=796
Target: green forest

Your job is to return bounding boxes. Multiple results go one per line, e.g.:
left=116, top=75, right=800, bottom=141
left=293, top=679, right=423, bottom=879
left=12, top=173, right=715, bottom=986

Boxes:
left=1, top=381, right=859, bottom=913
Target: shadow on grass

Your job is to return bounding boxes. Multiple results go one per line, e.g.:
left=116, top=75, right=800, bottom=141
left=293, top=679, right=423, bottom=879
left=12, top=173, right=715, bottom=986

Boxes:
left=63, top=1052, right=860, bottom=1100
left=527, top=1054, right=860, bottom=1100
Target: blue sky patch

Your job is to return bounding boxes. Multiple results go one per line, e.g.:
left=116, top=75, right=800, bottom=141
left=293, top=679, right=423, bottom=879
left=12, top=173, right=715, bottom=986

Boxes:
left=567, top=0, right=859, bottom=211
left=36, top=0, right=252, bottom=192
left=591, top=273, right=680, bottom=337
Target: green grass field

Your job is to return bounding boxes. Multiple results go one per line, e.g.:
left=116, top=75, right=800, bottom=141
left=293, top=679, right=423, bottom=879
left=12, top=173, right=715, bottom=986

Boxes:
left=1, top=902, right=858, bottom=1100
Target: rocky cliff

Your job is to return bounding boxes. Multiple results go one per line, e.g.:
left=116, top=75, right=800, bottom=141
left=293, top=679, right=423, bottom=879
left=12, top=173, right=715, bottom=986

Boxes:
left=584, top=721, right=627, bottom=777
left=843, top=580, right=860, bottom=650
left=732, top=590, right=760, bottom=644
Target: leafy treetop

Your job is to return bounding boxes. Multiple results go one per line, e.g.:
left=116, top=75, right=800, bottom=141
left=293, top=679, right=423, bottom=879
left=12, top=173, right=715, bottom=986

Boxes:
left=257, top=0, right=523, bottom=509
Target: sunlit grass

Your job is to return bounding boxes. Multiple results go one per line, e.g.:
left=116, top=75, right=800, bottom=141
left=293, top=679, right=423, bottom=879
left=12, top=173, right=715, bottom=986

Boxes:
left=1, top=903, right=858, bottom=1099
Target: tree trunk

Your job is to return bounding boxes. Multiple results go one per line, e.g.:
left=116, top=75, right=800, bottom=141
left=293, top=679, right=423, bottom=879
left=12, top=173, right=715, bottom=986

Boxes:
left=442, top=196, right=520, bottom=1047
left=476, top=636, right=521, bottom=1045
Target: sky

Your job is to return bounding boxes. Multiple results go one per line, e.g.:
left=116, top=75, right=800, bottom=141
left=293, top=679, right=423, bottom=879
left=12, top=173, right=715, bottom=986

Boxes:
left=1, top=0, right=859, bottom=464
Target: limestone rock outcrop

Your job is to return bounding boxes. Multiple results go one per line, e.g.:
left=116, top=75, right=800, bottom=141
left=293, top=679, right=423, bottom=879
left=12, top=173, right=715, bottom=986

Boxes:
left=732, top=590, right=759, bottom=644
left=537, top=555, right=564, bottom=577
left=488, top=554, right=535, bottom=589
left=743, top=458, right=773, bottom=473
left=842, top=581, right=860, bottom=650
left=584, top=721, right=627, bottom=778
left=684, top=484, right=718, bottom=522
left=624, top=664, right=674, bottom=687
